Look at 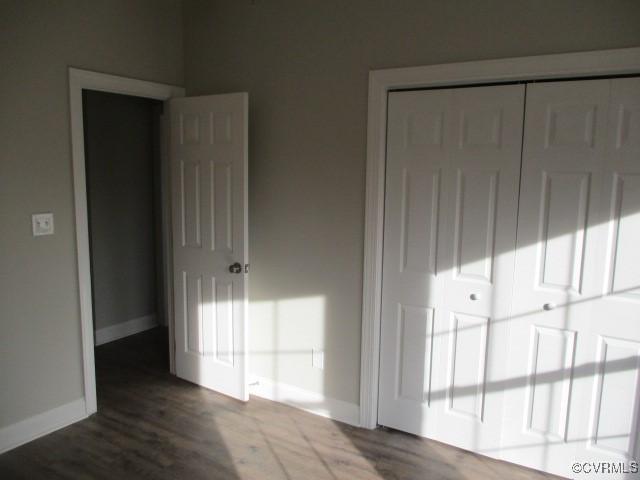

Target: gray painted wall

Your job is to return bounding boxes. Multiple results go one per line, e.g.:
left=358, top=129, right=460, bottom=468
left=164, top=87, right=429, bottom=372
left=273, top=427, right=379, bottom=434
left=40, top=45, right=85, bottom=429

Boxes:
left=183, top=0, right=640, bottom=406
left=84, top=91, right=161, bottom=333
left=0, top=0, right=182, bottom=428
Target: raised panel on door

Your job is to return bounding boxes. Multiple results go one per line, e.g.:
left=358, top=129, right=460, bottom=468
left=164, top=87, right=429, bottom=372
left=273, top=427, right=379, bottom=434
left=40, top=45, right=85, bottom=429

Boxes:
left=501, top=78, right=616, bottom=478
left=537, top=171, right=590, bottom=294
left=396, top=305, right=435, bottom=404
left=446, top=312, right=489, bottom=421
left=183, top=272, right=203, bottom=354
left=379, top=84, right=525, bottom=455
left=211, top=161, right=233, bottom=252
left=213, top=280, right=234, bottom=364
left=400, top=168, right=441, bottom=275
left=180, top=160, right=202, bottom=248
left=171, top=93, right=248, bottom=401
left=452, top=169, right=498, bottom=283
left=589, top=337, right=640, bottom=459
left=525, top=326, right=576, bottom=441
left=606, top=173, right=640, bottom=300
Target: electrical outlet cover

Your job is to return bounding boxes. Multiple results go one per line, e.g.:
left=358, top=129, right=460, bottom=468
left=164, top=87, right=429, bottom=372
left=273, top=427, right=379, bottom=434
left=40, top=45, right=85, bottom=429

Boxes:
left=32, top=213, right=54, bottom=236
left=312, top=349, right=324, bottom=370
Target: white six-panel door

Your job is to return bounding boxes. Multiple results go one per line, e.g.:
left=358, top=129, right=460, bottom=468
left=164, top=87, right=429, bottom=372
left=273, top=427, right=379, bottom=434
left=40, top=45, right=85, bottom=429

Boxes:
left=379, top=78, right=640, bottom=478
left=378, top=84, right=525, bottom=453
left=170, top=93, right=249, bottom=401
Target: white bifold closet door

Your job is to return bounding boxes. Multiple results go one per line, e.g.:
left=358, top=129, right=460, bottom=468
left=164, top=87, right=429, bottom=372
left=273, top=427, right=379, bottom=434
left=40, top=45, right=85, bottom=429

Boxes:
left=501, top=77, right=640, bottom=478
left=379, top=77, right=640, bottom=479
left=378, top=84, right=525, bottom=453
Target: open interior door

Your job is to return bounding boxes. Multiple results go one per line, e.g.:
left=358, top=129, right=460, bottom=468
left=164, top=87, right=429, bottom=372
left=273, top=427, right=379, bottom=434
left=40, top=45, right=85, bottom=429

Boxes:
left=170, top=93, right=248, bottom=401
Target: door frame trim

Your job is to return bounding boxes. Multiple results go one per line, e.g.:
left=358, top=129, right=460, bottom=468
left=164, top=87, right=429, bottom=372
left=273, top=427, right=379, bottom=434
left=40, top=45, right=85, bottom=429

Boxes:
left=69, top=67, right=185, bottom=415
left=359, top=47, right=640, bottom=429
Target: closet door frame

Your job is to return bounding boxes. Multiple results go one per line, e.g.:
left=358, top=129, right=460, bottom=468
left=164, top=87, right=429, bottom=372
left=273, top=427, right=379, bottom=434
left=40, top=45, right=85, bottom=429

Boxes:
left=360, top=47, right=640, bottom=430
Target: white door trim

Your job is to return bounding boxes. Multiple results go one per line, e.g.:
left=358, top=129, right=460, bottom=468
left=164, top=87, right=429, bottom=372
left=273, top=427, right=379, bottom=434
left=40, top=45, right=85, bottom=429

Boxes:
left=360, top=47, right=640, bottom=429
left=69, top=67, right=185, bottom=416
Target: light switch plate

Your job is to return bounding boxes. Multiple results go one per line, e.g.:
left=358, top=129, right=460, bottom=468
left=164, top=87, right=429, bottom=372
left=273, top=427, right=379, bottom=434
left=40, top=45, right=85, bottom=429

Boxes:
left=32, top=213, right=54, bottom=236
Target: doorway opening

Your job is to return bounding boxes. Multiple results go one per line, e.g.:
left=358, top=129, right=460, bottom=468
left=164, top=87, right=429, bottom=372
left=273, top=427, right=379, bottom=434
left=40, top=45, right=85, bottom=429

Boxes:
left=69, top=68, right=185, bottom=415
left=82, top=90, right=170, bottom=388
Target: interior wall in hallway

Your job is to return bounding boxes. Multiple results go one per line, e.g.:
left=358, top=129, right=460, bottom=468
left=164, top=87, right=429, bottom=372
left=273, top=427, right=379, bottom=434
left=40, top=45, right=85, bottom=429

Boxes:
left=83, top=90, right=162, bottom=334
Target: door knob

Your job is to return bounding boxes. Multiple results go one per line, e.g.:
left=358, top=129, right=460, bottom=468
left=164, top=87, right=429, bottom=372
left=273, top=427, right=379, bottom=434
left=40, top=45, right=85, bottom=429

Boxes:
left=229, top=262, right=242, bottom=274
left=470, top=293, right=481, bottom=301
left=543, top=303, right=556, bottom=311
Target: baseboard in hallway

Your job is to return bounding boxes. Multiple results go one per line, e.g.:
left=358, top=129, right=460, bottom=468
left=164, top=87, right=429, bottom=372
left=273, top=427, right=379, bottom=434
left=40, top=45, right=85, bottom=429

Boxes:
left=94, top=314, right=157, bottom=346
left=0, top=399, right=87, bottom=454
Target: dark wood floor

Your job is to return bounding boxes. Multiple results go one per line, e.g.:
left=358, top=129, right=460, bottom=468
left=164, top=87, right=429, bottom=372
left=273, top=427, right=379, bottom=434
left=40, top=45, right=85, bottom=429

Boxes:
left=0, top=328, right=560, bottom=479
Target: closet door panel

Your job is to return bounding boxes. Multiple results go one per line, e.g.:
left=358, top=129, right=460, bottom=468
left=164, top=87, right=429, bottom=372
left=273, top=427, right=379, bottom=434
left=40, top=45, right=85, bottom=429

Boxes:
left=501, top=79, right=614, bottom=478
left=378, top=84, right=525, bottom=455
left=434, top=84, right=525, bottom=452
left=585, top=77, right=640, bottom=469
left=378, top=89, right=451, bottom=438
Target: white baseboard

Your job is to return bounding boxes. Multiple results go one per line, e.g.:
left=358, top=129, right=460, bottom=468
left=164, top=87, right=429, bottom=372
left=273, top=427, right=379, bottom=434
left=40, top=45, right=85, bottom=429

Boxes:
left=95, top=314, right=157, bottom=346
left=0, top=398, right=87, bottom=454
left=250, top=376, right=360, bottom=427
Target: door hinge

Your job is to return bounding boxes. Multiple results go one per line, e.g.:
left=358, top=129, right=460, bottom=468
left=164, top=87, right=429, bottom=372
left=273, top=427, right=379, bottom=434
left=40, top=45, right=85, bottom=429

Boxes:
left=244, top=263, right=250, bottom=273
